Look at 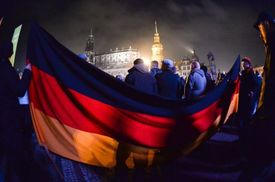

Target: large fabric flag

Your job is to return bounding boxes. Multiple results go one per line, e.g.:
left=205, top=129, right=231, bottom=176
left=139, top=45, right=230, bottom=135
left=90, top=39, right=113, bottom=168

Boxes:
left=28, top=23, right=240, bottom=168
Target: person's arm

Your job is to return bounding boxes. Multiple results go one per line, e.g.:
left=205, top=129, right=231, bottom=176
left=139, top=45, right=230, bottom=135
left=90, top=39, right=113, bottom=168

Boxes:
left=18, top=69, right=32, bottom=97
left=5, top=64, right=32, bottom=97
left=248, top=73, right=260, bottom=98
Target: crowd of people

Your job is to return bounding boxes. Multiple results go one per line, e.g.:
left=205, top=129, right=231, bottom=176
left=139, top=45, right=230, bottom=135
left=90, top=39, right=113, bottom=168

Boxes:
left=0, top=40, right=265, bottom=181
left=118, top=58, right=226, bottom=100
left=120, top=57, right=263, bottom=130
left=121, top=58, right=207, bottom=100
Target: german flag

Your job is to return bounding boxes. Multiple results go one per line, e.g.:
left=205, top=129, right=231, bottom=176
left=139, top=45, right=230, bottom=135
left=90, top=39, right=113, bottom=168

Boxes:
left=28, top=23, right=240, bottom=168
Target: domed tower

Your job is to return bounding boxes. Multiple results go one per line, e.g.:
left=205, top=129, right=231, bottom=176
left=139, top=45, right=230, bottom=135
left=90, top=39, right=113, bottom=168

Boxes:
left=151, top=21, right=164, bottom=64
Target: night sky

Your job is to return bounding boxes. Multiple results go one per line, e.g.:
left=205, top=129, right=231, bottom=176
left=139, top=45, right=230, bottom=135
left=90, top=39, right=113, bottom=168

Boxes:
left=2, top=0, right=275, bottom=71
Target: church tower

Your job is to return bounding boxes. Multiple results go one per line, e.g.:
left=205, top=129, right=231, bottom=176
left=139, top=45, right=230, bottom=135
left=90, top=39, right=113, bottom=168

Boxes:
left=207, top=51, right=217, bottom=80
left=85, top=27, right=95, bottom=64
left=151, top=21, right=164, bottom=64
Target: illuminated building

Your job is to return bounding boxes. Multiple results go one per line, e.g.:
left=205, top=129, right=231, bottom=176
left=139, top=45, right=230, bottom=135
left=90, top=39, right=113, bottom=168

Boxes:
left=174, top=49, right=198, bottom=78
left=94, top=47, right=140, bottom=76
left=85, top=27, right=95, bottom=64
left=84, top=27, right=140, bottom=76
left=151, top=21, right=164, bottom=64
left=175, top=51, right=218, bottom=80
left=175, top=57, right=192, bottom=78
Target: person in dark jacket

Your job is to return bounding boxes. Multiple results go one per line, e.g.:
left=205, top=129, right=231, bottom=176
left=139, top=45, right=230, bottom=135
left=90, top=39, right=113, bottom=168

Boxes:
left=125, top=58, right=157, bottom=94
left=172, top=66, right=185, bottom=97
left=201, top=65, right=215, bottom=94
left=238, top=57, right=259, bottom=128
left=0, top=42, right=32, bottom=181
left=185, top=61, right=207, bottom=100
left=155, top=59, right=184, bottom=99
left=150, top=60, right=161, bottom=77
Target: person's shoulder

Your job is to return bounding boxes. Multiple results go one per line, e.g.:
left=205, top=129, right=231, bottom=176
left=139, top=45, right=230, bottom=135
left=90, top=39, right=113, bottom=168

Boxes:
left=155, top=72, right=163, bottom=78
left=145, top=72, right=156, bottom=79
left=172, top=73, right=180, bottom=79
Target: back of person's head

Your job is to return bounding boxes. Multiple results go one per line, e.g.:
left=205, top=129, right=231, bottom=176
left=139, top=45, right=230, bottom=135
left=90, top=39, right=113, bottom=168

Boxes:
left=191, top=61, right=200, bottom=70
left=162, top=59, right=174, bottom=71
left=0, top=42, right=13, bottom=59
left=151, top=60, right=159, bottom=69
left=133, top=58, right=144, bottom=65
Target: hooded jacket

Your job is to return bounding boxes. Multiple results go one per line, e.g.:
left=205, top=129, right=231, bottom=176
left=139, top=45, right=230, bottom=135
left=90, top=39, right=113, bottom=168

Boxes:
left=185, top=68, right=207, bottom=100
left=155, top=70, right=184, bottom=99
left=125, top=64, right=157, bottom=94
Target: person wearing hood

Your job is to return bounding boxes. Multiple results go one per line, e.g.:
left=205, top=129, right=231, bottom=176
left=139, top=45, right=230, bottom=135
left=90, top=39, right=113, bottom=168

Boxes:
left=185, top=61, right=207, bottom=100
left=155, top=59, right=184, bottom=99
left=125, top=58, right=157, bottom=94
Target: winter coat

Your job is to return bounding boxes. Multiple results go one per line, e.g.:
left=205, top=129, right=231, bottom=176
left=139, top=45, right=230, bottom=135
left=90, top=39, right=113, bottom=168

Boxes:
left=150, top=68, right=162, bottom=77
left=155, top=70, right=184, bottom=99
left=185, top=68, right=207, bottom=100
left=238, top=69, right=258, bottom=121
left=125, top=65, right=157, bottom=94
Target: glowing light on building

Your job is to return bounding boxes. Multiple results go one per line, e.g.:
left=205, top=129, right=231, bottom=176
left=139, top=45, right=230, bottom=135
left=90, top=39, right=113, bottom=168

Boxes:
left=151, top=21, right=164, bottom=64
left=141, top=56, right=151, bottom=66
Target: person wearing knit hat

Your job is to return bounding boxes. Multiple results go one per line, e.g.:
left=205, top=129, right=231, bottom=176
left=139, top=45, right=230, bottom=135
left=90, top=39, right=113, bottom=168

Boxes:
left=242, top=56, right=252, bottom=66
left=155, top=58, right=184, bottom=99
left=162, top=59, right=174, bottom=68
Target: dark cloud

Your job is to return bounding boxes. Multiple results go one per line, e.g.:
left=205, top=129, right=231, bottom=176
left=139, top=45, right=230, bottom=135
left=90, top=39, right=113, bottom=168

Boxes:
left=7, top=0, right=275, bottom=70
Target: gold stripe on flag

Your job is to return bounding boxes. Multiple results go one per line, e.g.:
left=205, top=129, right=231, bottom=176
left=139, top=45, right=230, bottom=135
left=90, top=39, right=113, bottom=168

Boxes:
left=30, top=103, right=119, bottom=168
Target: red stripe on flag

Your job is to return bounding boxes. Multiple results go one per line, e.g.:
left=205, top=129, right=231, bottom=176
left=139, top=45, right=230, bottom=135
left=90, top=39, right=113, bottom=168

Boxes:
left=30, top=66, right=225, bottom=147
